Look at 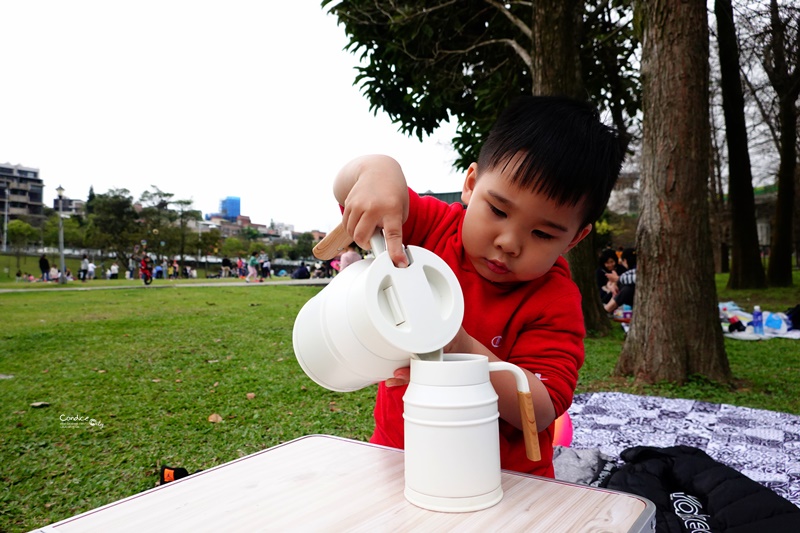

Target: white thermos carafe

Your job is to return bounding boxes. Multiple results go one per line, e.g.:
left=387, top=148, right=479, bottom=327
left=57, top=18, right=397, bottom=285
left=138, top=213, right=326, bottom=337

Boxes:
left=403, top=353, right=540, bottom=512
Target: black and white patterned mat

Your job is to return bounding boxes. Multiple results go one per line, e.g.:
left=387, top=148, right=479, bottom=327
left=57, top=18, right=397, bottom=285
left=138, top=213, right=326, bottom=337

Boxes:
left=568, top=392, right=800, bottom=508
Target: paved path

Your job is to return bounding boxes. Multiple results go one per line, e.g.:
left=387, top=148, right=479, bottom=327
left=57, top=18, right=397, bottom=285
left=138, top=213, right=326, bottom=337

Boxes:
left=0, top=278, right=331, bottom=294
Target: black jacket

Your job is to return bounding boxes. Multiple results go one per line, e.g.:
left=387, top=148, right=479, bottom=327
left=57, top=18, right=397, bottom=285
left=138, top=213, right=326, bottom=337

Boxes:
left=603, top=445, right=799, bottom=532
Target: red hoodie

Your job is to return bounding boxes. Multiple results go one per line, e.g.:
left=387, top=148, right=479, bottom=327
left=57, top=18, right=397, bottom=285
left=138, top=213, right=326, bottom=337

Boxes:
left=369, top=189, right=585, bottom=478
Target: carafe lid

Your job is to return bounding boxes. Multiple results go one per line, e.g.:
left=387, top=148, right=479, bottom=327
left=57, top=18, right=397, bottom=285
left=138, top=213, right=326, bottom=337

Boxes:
left=356, top=244, right=464, bottom=355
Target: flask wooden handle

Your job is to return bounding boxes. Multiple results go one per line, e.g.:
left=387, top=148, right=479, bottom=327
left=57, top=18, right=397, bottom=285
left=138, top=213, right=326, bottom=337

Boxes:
left=313, top=223, right=352, bottom=260
left=518, top=391, right=541, bottom=462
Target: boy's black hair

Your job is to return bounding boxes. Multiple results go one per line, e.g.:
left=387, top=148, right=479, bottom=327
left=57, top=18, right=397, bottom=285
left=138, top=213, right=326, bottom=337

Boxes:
left=478, top=95, right=627, bottom=227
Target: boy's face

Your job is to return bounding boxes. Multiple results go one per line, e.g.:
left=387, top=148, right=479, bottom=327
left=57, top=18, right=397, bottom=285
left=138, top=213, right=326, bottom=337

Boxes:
left=460, top=162, right=592, bottom=284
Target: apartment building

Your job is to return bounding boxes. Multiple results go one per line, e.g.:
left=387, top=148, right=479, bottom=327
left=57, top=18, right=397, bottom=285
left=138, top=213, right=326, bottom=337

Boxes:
left=0, top=163, right=45, bottom=226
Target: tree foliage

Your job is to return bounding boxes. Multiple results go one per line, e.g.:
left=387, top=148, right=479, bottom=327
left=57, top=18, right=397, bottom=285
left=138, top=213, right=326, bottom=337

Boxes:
left=7, top=219, right=39, bottom=269
left=42, top=213, right=84, bottom=249
left=85, top=189, right=140, bottom=264
left=323, top=0, right=640, bottom=168
left=239, top=227, right=261, bottom=242
left=324, top=0, right=640, bottom=336
left=295, top=232, right=315, bottom=259
left=220, top=237, right=246, bottom=260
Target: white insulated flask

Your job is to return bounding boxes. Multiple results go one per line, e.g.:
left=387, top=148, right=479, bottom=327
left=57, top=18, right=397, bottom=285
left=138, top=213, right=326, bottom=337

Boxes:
left=293, top=228, right=464, bottom=391
left=403, top=353, right=540, bottom=512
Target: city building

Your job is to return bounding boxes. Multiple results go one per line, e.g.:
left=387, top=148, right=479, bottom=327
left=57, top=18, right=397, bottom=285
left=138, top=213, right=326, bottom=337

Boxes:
left=220, top=196, right=240, bottom=221
left=53, top=197, right=85, bottom=217
left=204, top=196, right=241, bottom=223
left=0, top=163, right=45, bottom=226
left=202, top=195, right=321, bottom=244
left=606, top=171, right=640, bottom=215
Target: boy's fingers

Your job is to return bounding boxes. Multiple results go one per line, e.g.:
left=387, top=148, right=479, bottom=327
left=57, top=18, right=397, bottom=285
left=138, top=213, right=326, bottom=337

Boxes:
left=394, top=367, right=410, bottom=381
left=382, top=222, right=408, bottom=268
left=385, top=366, right=410, bottom=387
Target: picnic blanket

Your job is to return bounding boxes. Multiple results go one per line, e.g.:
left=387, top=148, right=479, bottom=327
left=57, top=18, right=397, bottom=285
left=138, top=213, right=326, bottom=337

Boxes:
left=719, top=301, right=800, bottom=340
left=563, top=392, right=800, bottom=508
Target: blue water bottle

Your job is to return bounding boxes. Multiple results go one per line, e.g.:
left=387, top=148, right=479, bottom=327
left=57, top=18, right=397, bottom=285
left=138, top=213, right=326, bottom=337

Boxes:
left=752, top=305, right=764, bottom=335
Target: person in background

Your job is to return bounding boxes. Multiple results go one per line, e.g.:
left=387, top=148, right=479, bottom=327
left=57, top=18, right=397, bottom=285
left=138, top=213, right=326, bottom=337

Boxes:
left=39, top=254, right=50, bottom=282
left=596, top=248, right=626, bottom=305
left=245, top=251, right=259, bottom=283
left=79, top=254, right=89, bottom=282
left=258, top=250, right=271, bottom=279
left=604, top=248, right=637, bottom=313
left=291, top=262, right=310, bottom=279
left=338, top=242, right=363, bottom=271
left=330, top=95, right=626, bottom=478
left=221, top=256, right=232, bottom=278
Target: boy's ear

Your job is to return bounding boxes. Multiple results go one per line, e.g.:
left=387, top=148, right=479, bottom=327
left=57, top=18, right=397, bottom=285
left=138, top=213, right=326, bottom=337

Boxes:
left=563, top=224, right=593, bottom=254
left=461, top=163, right=479, bottom=205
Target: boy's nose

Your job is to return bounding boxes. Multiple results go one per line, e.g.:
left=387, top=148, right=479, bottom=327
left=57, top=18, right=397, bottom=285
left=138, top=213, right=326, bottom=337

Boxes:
left=494, top=232, right=521, bottom=257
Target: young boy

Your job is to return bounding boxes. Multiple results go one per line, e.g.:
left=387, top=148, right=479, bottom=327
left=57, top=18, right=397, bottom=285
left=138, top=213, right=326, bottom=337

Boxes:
left=333, top=96, right=626, bottom=478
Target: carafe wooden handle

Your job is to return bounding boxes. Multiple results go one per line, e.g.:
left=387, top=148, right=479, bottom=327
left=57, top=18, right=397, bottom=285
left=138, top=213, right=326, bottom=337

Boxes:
left=314, top=224, right=388, bottom=261
left=518, top=391, right=541, bottom=462
left=313, top=223, right=352, bottom=260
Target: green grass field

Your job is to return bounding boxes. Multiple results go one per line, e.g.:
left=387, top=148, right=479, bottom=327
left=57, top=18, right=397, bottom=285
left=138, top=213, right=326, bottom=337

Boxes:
left=1, top=274, right=798, bottom=531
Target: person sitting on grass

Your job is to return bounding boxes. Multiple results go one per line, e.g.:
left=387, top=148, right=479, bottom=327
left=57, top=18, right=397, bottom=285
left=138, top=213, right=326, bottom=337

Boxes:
left=603, top=247, right=636, bottom=314
left=330, top=95, right=626, bottom=478
left=291, top=262, right=310, bottom=279
left=596, top=248, right=626, bottom=306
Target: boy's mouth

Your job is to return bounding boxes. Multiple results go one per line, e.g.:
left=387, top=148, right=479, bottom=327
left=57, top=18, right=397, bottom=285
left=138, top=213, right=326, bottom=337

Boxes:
left=485, top=259, right=510, bottom=275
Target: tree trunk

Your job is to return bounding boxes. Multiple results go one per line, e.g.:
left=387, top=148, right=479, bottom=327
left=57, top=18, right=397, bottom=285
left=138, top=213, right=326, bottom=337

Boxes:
left=568, top=230, right=611, bottom=336
left=616, top=0, right=730, bottom=384
left=532, top=0, right=610, bottom=336
left=767, top=97, right=797, bottom=286
left=708, top=110, right=729, bottom=274
left=764, top=0, right=799, bottom=287
left=795, top=165, right=800, bottom=269
left=715, top=0, right=767, bottom=289
left=531, top=0, right=583, bottom=99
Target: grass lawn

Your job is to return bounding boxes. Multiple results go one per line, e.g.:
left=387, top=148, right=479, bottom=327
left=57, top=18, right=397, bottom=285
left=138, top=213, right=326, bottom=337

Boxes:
left=1, top=273, right=798, bottom=531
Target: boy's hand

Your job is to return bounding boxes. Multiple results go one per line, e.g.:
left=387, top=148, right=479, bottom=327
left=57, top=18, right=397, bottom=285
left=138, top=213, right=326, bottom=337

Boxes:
left=385, top=367, right=410, bottom=387
left=343, top=195, right=407, bottom=268
left=334, top=155, right=410, bottom=268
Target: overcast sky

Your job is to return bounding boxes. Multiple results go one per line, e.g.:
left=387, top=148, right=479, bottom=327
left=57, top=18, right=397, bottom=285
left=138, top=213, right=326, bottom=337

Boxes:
left=1, top=1, right=463, bottom=233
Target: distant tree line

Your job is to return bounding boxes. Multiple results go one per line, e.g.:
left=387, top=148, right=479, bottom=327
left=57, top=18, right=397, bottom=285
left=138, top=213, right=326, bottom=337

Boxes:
left=4, top=185, right=316, bottom=269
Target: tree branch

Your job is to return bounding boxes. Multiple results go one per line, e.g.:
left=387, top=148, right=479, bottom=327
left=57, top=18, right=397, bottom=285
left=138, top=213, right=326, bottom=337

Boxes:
left=483, top=0, right=532, bottom=39
left=741, top=69, right=780, bottom=150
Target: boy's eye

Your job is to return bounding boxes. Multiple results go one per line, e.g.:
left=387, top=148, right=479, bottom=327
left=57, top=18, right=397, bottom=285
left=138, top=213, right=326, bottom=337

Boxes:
left=489, top=204, right=506, bottom=217
left=532, top=230, right=555, bottom=240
